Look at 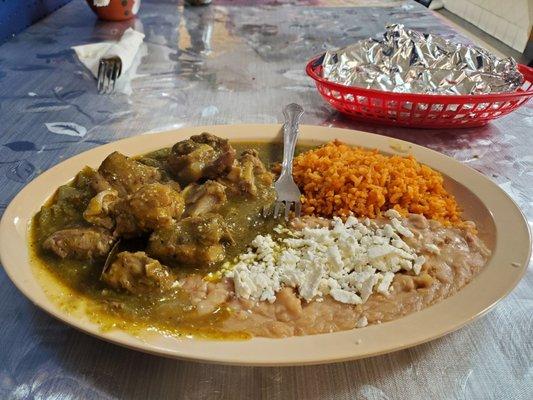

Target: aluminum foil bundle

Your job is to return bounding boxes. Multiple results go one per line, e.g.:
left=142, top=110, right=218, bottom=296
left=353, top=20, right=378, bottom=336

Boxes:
left=321, top=24, right=523, bottom=95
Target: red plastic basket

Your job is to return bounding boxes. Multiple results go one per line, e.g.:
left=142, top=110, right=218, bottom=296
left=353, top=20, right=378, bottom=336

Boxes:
left=306, top=55, right=533, bottom=128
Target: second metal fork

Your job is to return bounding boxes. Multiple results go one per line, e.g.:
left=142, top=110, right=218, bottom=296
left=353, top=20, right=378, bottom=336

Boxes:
left=272, top=103, right=304, bottom=220
left=97, top=56, right=122, bottom=94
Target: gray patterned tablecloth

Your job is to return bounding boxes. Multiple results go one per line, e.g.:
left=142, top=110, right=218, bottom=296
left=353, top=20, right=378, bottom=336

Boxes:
left=0, top=1, right=531, bottom=399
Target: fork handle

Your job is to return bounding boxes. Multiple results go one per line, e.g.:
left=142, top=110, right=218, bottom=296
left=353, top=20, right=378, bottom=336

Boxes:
left=281, top=103, right=304, bottom=174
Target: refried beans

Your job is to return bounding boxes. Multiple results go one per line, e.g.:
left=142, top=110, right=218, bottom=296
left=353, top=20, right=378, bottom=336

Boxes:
left=178, top=213, right=490, bottom=338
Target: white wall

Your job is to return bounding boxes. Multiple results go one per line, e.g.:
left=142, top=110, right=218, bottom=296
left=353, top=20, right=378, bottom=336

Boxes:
left=443, top=0, right=532, bottom=52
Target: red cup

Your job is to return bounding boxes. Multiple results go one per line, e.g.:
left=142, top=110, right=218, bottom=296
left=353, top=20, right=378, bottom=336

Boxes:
left=86, top=0, right=141, bottom=21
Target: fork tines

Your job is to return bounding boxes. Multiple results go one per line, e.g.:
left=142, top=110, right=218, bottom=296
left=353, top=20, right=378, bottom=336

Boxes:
left=97, top=56, right=122, bottom=94
left=269, top=103, right=304, bottom=221
left=273, top=200, right=302, bottom=220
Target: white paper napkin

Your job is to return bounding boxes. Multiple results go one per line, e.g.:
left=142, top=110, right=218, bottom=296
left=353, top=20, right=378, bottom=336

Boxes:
left=72, top=28, right=145, bottom=79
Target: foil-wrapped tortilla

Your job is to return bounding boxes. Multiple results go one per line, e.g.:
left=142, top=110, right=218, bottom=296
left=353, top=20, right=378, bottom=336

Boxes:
left=321, top=24, right=523, bottom=95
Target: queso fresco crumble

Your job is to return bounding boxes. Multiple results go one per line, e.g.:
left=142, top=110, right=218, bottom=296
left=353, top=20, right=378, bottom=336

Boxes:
left=223, top=209, right=426, bottom=305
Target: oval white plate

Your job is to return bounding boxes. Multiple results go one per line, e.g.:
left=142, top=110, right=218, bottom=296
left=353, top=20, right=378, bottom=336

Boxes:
left=0, top=124, right=530, bottom=366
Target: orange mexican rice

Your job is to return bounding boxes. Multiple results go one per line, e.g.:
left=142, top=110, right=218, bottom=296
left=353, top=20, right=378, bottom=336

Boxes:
left=292, top=140, right=462, bottom=225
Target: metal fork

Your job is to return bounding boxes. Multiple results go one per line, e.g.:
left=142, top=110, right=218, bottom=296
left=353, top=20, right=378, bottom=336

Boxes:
left=97, top=56, right=122, bottom=94
left=272, top=103, right=304, bottom=220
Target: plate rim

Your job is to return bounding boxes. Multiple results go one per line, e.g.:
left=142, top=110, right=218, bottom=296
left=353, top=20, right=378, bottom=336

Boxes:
left=1, top=123, right=530, bottom=366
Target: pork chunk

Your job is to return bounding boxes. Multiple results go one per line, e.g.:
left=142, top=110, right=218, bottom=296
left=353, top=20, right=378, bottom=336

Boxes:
left=102, top=251, right=176, bottom=294
left=219, top=149, right=273, bottom=197
left=89, top=169, right=113, bottom=193
left=98, top=152, right=162, bottom=196
left=114, top=183, right=185, bottom=238
left=167, top=133, right=236, bottom=185
left=182, top=180, right=227, bottom=217
left=43, top=227, right=114, bottom=260
left=83, top=188, right=120, bottom=229
left=147, top=213, right=234, bottom=266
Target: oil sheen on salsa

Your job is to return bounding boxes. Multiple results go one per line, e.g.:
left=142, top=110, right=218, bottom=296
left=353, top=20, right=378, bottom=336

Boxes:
left=30, top=141, right=313, bottom=339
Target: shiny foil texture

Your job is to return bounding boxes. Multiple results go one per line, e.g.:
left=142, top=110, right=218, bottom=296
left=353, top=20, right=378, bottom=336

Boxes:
left=321, top=24, right=523, bottom=95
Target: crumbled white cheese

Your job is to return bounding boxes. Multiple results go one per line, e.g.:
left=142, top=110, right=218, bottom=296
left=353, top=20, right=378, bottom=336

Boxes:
left=413, top=256, right=426, bottom=275
left=356, top=316, right=368, bottom=328
left=391, top=218, right=414, bottom=238
left=225, top=212, right=426, bottom=305
left=327, top=245, right=344, bottom=271
left=425, top=243, right=440, bottom=254
left=330, top=288, right=362, bottom=305
left=384, top=209, right=402, bottom=219
left=376, top=271, right=395, bottom=294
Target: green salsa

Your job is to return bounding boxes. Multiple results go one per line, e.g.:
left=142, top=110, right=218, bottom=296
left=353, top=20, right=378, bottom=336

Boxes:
left=31, top=141, right=313, bottom=339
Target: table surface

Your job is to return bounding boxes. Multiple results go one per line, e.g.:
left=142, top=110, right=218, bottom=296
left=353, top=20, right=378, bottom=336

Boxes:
left=0, top=1, right=531, bottom=399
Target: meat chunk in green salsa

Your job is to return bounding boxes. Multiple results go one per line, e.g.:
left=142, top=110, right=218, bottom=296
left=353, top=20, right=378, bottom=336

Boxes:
left=167, top=133, right=236, bottom=185
left=147, top=213, right=234, bottom=266
left=218, top=149, right=273, bottom=197
left=182, top=180, right=227, bottom=217
left=43, top=227, right=115, bottom=260
left=98, top=151, right=162, bottom=196
left=101, top=251, right=176, bottom=294
left=114, top=183, right=185, bottom=237
left=83, top=188, right=120, bottom=229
